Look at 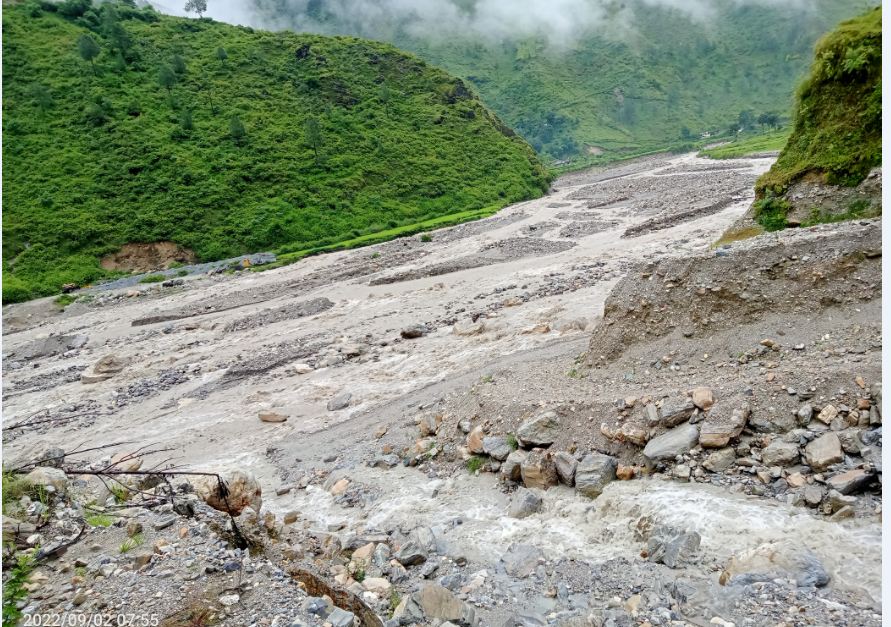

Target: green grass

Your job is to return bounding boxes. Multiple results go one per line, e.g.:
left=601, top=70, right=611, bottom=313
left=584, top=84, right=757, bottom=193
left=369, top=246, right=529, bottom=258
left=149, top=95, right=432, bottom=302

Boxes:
left=138, top=274, right=166, bottom=284
left=119, top=533, right=143, bottom=554
left=54, top=293, right=78, bottom=309
left=466, top=456, right=484, bottom=474
left=756, top=7, right=882, bottom=197
left=506, top=434, right=518, bottom=451
left=253, top=0, right=874, bottom=163
left=2, top=2, right=550, bottom=303
left=2, top=550, right=36, bottom=626
left=85, top=513, right=114, bottom=527
left=699, top=130, right=791, bottom=160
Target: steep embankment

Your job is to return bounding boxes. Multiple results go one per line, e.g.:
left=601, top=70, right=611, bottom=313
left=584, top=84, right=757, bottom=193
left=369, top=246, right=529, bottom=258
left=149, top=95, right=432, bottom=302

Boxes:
left=1, top=2, right=549, bottom=303
left=748, top=7, right=882, bottom=231
left=249, top=0, right=874, bottom=161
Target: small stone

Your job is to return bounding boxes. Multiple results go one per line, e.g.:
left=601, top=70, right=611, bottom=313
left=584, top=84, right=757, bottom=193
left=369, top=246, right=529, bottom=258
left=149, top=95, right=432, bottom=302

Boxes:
left=327, top=392, right=352, bottom=411
left=330, top=478, right=350, bottom=496
left=803, top=485, right=824, bottom=507
left=500, top=450, right=527, bottom=482
left=466, top=425, right=485, bottom=454
left=283, top=511, right=298, bottom=525
left=126, top=521, right=143, bottom=537
left=218, top=594, right=240, bottom=607
left=815, top=404, right=839, bottom=425
left=258, top=411, right=287, bottom=423
left=616, top=464, right=636, bottom=480
left=326, top=607, right=356, bottom=627
left=691, top=387, right=715, bottom=411
left=153, top=516, right=176, bottom=531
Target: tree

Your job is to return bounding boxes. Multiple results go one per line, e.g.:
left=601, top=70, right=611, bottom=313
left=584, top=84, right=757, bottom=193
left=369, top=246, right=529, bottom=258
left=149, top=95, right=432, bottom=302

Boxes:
left=215, top=47, right=228, bottom=66
left=77, top=34, right=101, bottom=75
left=158, top=65, right=177, bottom=98
left=757, top=112, right=781, bottom=130
left=101, top=6, right=132, bottom=58
left=737, top=109, right=755, bottom=131
left=180, top=109, right=193, bottom=131
left=197, top=73, right=217, bottom=114
left=184, top=0, right=207, bottom=18
left=229, top=115, right=246, bottom=142
left=379, top=84, right=391, bottom=117
left=304, top=116, right=322, bottom=164
left=171, top=54, right=187, bottom=75
left=27, top=83, right=52, bottom=112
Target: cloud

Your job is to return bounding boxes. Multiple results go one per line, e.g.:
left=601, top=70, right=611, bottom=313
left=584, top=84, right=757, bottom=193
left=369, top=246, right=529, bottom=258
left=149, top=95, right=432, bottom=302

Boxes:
left=157, top=0, right=820, bottom=47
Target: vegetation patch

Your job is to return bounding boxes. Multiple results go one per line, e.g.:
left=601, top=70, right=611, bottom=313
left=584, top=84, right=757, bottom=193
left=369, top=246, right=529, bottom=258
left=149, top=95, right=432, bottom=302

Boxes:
left=699, top=130, right=790, bottom=160
left=755, top=7, right=882, bottom=197
left=2, top=2, right=549, bottom=303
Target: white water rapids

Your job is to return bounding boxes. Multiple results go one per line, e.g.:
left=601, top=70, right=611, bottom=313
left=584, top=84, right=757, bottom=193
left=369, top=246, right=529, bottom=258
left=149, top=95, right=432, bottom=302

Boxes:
left=275, top=467, right=881, bottom=608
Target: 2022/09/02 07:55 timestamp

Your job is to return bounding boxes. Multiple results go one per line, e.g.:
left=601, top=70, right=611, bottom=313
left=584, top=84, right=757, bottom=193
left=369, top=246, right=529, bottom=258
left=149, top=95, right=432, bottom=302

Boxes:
left=22, top=614, right=160, bottom=626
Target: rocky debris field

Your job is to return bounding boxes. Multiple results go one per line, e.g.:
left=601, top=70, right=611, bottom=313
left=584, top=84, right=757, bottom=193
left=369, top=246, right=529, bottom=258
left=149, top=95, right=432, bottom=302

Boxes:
left=2, top=153, right=881, bottom=626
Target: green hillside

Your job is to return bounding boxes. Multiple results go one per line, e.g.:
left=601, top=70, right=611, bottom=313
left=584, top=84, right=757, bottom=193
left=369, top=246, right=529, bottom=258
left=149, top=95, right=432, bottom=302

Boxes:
left=250, top=0, right=876, bottom=162
left=2, top=2, right=549, bottom=303
left=756, top=7, right=882, bottom=196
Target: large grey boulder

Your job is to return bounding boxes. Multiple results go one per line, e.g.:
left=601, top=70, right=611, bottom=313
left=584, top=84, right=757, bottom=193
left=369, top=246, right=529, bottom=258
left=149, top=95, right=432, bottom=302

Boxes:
left=500, top=450, right=527, bottom=482
left=516, top=411, right=560, bottom=448
left=574, top=453, right=617, bottom=498
left=553, top=452, right=577, bottom=485
left=643, top=423, right=700, bottom=461
left=508, top=488, right=542, bottom=519
left=804, top=433, right=843, bottom=471
left=483, top=436, right=512, bottom=461
left=761, top=440, right=800, bottom=466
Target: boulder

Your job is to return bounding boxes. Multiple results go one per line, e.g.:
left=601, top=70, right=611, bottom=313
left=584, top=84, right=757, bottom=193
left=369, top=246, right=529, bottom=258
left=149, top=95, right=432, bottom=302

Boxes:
left=691, top=387, right=715, bottom=411
left=24, top=467, right=68, bottom=494
left=761, top=440, right=800, bottom=467
left=35, top=447, right=65, bottom=469
left=193, top=470, right=261, bottom=515
left=553, top=452, right=577, bottom=485
left=327, top=608, right=356, bottom=627
left=258, top=410, right=288, bottom=423
left=647, top=526, right=701, bottom=568
left=520, top=451, right=558, bottom=490
left=500, top=450, right=527, bottom=482
left=466, top=426, right=485, bottom=455
left=483, top=436, right=512, bottom=461
left=516, top=411, right=560, bottom=448
left=643, top=423, right=699, bottom=461
left=721, top=541, right=830, bottom=588
left=617, top=423, right=648, bottom=446
left=796, top=404, right=814, bottom=425
left=508, top=488, right=542, bottom=519
left=826, top=468, right=875, bottom=495
left=574, top=453, right=617, bottom=498
left=804, top=433, right=843, bottom=471
left=327, top=392, right=352, bottom=411
left=699, top=402, right=749, bottom=447
left=502, top=543, right=542, bottom=578
left=660, top=397, right=695, bottom=427
left=395, top=541, right=428, bottom=566
left=93, top=354, right=126, bottom=375
left=400, top=325, right=429, bottom=339
left=414, top=583, right=478, bottom=626
left=702, top=448, right=736, bottom=473
left=815, top=404, right=838, bottom=425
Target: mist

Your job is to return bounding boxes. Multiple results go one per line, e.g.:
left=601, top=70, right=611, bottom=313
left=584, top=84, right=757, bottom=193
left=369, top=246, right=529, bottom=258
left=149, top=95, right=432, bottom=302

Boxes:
left=154, top=0, right=818, bottom=47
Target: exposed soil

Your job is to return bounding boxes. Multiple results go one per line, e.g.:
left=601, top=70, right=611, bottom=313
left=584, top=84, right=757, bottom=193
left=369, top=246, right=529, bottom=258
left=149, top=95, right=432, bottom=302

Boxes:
left=100, top=241, right=197, bottom=272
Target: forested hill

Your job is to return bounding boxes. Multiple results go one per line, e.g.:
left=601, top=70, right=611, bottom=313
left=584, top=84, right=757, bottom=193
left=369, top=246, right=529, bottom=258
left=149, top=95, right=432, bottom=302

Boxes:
left=2, top=1, right=549, bottom=303
left=249, top=0, right=878, bottom=161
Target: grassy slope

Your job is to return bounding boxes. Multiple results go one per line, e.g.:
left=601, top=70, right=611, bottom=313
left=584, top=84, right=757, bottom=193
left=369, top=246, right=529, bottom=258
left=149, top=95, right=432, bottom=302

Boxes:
left=756, top=7, right=882, bottom=196
left=2, top=3, right=549, bottom=303
left=251, top=0, right=875, bottom=162
left=699, top=130, right=791, bottom=160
